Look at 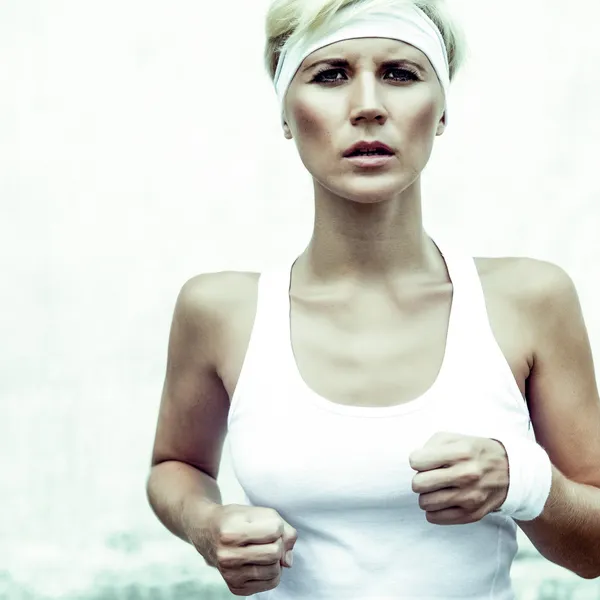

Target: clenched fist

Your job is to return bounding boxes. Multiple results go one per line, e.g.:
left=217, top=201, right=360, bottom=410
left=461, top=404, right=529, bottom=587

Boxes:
left=409, top=432, right=510, bottom=525
left=198, top=504, right=298, bottom=597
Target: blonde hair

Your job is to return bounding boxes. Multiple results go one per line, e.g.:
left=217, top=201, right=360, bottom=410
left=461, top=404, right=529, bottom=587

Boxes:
left=264, top=0, right=467, bottom=83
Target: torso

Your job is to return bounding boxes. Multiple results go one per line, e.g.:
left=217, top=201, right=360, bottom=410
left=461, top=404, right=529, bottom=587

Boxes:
left=211, top=257, right=536, bottom=410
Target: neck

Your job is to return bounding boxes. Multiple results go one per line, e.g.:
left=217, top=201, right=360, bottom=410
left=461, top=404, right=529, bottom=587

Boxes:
left=294, top=180, right=443, bottom=284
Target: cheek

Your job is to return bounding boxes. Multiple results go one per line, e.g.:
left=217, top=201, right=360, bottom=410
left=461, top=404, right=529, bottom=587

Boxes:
left=402, top=97, right=441, bottom=139
left=290, top=99, right=334, bottom=151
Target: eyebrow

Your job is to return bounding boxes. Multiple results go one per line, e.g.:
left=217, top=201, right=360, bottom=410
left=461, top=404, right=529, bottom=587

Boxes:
left=301, top=57, right=426, bottom=73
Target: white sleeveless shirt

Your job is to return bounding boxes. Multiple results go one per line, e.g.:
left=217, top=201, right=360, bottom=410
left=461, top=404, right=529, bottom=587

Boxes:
left=227, top=240, right=533, bottom=599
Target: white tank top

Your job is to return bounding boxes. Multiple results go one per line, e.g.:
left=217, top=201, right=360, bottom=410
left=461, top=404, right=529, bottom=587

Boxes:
left=227, top=239, right=533, bottom=599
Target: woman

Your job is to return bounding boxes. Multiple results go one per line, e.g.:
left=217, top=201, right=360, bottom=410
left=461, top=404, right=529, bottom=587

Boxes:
left=146, top=0, right=600, bottom=597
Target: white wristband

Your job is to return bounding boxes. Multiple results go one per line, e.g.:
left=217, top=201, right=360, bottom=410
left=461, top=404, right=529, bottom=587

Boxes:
left=493, top=436, right=553, bottom=521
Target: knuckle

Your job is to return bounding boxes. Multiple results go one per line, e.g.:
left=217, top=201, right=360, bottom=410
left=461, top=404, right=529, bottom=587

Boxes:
left=227, top=583, right=247, bottom=596
left=277, top=537, right=286, bottom=554
left=263, top=563, right=282, bottom=579
left=411, top=475, right=423, bottom=493
left=464, top=512, right=480, bottom=524
left=464, top=462, right=482, bottom=478
left=225, top=569, right=253, bottom=594
left=244, top=566, right=280, bottom=591
left=218, top=519, right=243, bottom=544
left=224, top=575, right=242, bottom=594
left=268, top=573, right=282, bottom=590
left=462, top=498, right=477, bottom=511
left=458, top=442, right=474, bottom=459
left=447, top=489, right=461, bottom=504
left=458, top=469, right=480, bottom=486
left=216, top=548, right=238, bottom=570
left=463, top=491, right=485, bottom=510
left=264, top=540, right=283, bottom=563
left=425, top=511, right=439, bottom=525
left=218, top=529, right=239, bottom=545
left=471, top=508, right=487, bottom=522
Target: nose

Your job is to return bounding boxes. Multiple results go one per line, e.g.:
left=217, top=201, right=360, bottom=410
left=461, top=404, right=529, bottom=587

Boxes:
left=349, top=73, right=388, bottom=126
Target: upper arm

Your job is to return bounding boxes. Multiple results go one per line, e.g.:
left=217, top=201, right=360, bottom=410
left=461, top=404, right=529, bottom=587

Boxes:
left=150, top=274, right=231, bottom=480
left=523, top=261, right=600, bottom=487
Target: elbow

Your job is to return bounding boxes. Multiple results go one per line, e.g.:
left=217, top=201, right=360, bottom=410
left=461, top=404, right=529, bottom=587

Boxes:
left=571, top=560, right=600, bottom=580
left=145, top=461, right=168, bottom=501
left=578, top=569, right=600, bottom=580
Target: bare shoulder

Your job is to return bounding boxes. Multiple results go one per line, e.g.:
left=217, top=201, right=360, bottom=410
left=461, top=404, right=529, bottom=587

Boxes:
left=466, top=257, right=573, bottom=392
left=472, top=256, right=581, bottom=381
left=177, top=270, right=261, bottom=395
left=178, top=270, right=260, bottom=320
left=174, top=270, right=260, bottom=349
left=474, top=256, right=577, bottom=311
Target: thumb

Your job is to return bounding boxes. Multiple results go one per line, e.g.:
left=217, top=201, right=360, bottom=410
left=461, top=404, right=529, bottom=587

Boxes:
left=280, top=521, right=298, bottom=568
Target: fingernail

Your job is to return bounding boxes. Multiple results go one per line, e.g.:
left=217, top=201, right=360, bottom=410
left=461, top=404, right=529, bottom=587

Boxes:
left=285, top=550, right=293, bottom=566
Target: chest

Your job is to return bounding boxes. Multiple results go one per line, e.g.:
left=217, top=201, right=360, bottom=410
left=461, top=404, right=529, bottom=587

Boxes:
left=289, top=282, right=453, bottom=407
left=220, top=276, right=530, bottom=409
left=222, top=284, right=529, bottom=407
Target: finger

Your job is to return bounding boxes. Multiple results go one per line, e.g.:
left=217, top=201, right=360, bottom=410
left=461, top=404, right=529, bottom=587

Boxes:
left=409, top=441, right=473, bottom=472
left=280, top=551, right=294, bottom=569
left=412, top=462, right=481, bottom=493
left=418, top=489, right=461, bottom=512
left=281, top=522, right=298, bottom=551
left=230, top=570, right=280, bottom=596
left=279, top=522, right=297, bottom=568
left=408, top=448, right=452, bottom=472
left=245, top=540, right=284, bottom=567
left=244, top=562, right=281, bottom=582
left=412, top=469, right=454, bottom=494
left=425, top=507, right=483, bottom=526
left=218, top=541, right=282, bottom=570
left=280, top=522, right=297, bottom=567
left=222, top=517, right=284, bottom=546
left=232, top=563, right=281, bottom=595
left=418, top=487, right=489, bottom=515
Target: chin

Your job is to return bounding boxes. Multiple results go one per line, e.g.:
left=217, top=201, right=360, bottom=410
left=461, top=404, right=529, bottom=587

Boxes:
left=325, top=172, right=417, bottom=204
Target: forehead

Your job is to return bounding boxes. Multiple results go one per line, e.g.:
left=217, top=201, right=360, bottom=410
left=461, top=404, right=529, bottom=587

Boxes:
left=302, top=37, right=430, bottom=67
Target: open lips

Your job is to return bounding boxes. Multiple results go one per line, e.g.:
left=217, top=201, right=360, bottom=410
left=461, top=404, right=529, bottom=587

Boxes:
left=343, top=141, right=395, bottom=157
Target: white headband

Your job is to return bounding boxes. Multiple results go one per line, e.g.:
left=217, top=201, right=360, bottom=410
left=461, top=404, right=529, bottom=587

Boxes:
left=273, top=4, right=450, bottom=125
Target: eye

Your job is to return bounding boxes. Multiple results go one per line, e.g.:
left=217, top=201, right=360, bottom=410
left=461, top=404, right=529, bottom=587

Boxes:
left=384, top=67, right=420, bottom=82
left=311, top=68, right=347, bottom=84
left=310, top=66, right=420, bottom=85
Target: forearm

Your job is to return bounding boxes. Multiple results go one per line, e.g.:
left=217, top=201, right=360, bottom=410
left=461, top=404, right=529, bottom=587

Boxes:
left=146, top=460, right=222, bottom=547
left=517, top=466, right=600, bottom=579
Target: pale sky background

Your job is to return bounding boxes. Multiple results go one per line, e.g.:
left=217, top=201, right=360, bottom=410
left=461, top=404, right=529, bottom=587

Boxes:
left=2, top=0, right=600, bottom=598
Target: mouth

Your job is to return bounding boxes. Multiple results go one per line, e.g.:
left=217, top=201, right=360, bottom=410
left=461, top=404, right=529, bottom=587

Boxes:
left=343, top=141, right=395, bottom=169
left=345, top=148, right=394, bottom=158
left=343, top=141, right=395, bottom=158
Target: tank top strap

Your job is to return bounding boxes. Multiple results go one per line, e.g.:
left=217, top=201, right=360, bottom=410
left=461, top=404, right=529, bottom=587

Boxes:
left=227, top=263, right=295, bottom=429
left=434, top=237, right=526, bottom=407
left=251, top=265, right=294, bottom=359
left=433, top=238, right=490, bottom=329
